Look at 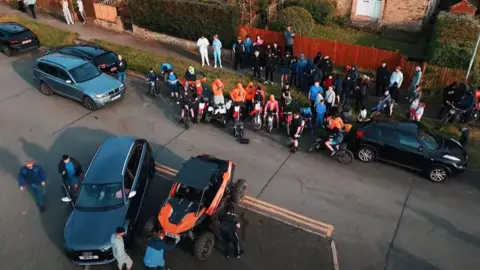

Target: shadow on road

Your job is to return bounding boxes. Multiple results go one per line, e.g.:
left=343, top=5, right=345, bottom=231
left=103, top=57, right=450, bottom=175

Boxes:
left=11, top=51, right=43, bottom=88
left=387, top=245, right=440, bottom=270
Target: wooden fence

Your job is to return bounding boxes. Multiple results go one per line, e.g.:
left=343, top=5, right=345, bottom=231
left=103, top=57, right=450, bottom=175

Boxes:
left=238, top=26, right=466, bottom=91
left=93, top=2, right=117, bottom=22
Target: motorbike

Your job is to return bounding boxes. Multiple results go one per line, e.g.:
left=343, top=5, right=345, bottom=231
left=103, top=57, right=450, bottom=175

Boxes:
left=266, top=111, right=275, bottom=133
left=232, top=103, right=242, bottom=121
left=205, top=100, right=230, bottom=126
left=282, top=110, right=293, bottom=134
left=250, top=101, right=263, bottom=131
left=181, top=103, right=192, bottom=129
left=196, top=96, right=209, bottom=123
left=370, top=100, right=395, bottom=118
left=436, top=101, right=470, bottom=129
left=307, top=133, right=354, bottom=165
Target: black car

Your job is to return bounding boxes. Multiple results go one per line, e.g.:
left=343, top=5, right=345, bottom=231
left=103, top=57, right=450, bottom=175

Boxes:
left=45, top=43, right=118, bottom=75
left=350, top=120, right=468, bottom=182
left=63, top=137, right=156, bottom=266
left=0, top=22, right=40, bottom=56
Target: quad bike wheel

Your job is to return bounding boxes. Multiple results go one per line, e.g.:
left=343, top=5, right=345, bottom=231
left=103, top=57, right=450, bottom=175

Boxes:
left=231, top=179, right=248, bottom=203
left=194, top=231, right=215, bottom=261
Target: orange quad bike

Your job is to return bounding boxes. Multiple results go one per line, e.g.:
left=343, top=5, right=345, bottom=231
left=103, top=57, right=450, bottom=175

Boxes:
left=143, top=154, right=248, bottom=261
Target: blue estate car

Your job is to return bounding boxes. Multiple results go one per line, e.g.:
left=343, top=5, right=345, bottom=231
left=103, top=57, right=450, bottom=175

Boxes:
left=33, top=54, right=124, bottom=110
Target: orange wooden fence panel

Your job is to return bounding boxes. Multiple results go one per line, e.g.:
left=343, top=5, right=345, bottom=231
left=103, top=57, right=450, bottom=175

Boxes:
left=93, top=3, right=117, bottom=23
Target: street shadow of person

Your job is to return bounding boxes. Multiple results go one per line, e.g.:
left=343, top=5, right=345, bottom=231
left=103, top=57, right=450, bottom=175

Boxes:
left=11, top=51, right=44, bottom=88
left=386, top=245, right=440, bottom=270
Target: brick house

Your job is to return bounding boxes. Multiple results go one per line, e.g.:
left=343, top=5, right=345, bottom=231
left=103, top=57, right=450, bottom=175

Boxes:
left=449, top=0, right=479, bottom=16
left=336, top=0, right=441, bottom=32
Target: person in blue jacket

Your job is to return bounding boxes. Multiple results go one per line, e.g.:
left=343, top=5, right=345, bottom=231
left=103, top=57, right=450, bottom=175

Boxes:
left=160, top=63, right=173, bottom=82
left=18, top=160, right=47, bottom=212
left=144, top=228, right=179, bottom=270
left=296, top=53, right=308, bottom=91
left=243, top=35, right=253, bottom=67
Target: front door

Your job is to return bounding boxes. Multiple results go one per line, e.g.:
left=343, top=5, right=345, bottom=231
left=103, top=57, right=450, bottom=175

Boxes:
left=356, top=0, right=382, bottom=19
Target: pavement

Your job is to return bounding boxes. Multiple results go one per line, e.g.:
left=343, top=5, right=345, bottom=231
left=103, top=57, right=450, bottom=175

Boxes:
left=0, top=9, right=479, bottom=270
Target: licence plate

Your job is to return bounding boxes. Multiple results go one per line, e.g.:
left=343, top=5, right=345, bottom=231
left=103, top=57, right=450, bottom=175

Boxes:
left=166, top=232, right=177, bottom=238
left=22, top=39, right=31, bottom=44
left=79, top=255, right=98, bottom=260
left=111, top=95, right=121, bottom=101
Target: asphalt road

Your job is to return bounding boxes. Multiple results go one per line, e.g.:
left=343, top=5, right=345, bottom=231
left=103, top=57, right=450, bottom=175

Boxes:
left=0, top=51, right=478, bottom=270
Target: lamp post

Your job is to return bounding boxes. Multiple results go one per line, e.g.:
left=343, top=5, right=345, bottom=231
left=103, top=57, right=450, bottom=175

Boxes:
left=465, top=31, right=480, bottom=83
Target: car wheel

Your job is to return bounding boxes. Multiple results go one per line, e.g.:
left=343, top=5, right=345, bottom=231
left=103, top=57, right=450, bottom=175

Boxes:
left=357, top=147, right=375, bottom=163
left=231, top=179, right=248, bottom=203
left=428, top=167, right=449, bottom=183
left=2, top=44, right=12, bottom=57
left=82, top=96, right=97, bottom=111
left=193, top=231, right=215, bottom=261
left=39, top=82, right=53, bottom=96
left=142, top=216, right=156, bottom=237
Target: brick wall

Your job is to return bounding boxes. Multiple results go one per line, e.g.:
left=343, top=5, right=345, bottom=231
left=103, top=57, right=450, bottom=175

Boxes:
left=450, top=1, right=476, bottom=16
left=380, top=0, right=428, bottom=31
left=335, top=0, right=353, bottom=17
left=94, top=17, right=124, bottom=32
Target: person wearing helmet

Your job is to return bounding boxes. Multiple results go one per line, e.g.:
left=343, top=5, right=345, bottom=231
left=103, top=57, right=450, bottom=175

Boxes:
left=325, top=127, right=345, bottom=155
left=212, top=79, right=225, bottom=105
left=379, top=89, right=393, bottom=116
left=264, top=95, right=280, bottom=127
left=288, top=110, right=305, bottom=153
left=185, top=66, right=197, bottom=89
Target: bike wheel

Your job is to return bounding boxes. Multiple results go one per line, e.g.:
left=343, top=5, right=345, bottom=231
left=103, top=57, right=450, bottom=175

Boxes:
left=436, top=114, right=450, bottom=130
left=336, top=150, right=353, bottom=165
left=308, top=143, right=319, bottom=153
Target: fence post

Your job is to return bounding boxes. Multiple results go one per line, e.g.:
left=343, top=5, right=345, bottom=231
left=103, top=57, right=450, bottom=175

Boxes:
left=333, top=40, right=337, bottom=64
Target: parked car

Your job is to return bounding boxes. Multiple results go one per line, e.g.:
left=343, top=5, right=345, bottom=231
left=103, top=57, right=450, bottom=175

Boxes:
left=33, top=54, right=125, bottom=110
left=350, top=119, right=468, bottom=183
left=63, top=137, right=156, bottom=266
left=0, top=22, right=40, bottom=56
left=44, top=43, right=118, bottom=75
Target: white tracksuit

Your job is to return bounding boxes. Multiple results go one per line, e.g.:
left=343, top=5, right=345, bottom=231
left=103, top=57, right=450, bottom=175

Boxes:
left=62, top=0, right=74, bottom=25
left=197, top=37, right=210, bottom=66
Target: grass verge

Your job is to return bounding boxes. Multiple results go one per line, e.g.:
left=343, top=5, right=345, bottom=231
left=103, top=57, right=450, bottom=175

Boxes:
left=0, top=14, right=77, bottom=48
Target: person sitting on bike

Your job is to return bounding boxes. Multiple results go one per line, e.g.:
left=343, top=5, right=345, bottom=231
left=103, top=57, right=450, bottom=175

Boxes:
left=212, top=79, right=225, bottom=105
left=325, top=127, right=345, bottom=155
left=458, top=90, right=476, bottom=111
left=180, top=89, right=195, bottom=122
left=245, top=82, right=256, bottom=115
left=289, top=110, right=305, bottom=153
left=145, top=68, right=159, bottom=95
left=264, top=95, right=280, bottom=128
left=184, top=66, right=197, bottom=88
left=379, top=90, right=394, bottom=117
left=254, top=84, right=266, bottom=103
left=357, top=106, right=369, bottom=122
left=326, top=112, right=344, bottom=134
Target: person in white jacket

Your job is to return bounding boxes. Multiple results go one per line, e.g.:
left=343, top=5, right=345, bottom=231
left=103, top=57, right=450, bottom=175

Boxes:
left=62, top=0, right=74, bottom=25
left=77, top=0, right=86, bottom=24
left=25, top=0, right=36, bottom=19
left=197, top=36, right=210, bottom=66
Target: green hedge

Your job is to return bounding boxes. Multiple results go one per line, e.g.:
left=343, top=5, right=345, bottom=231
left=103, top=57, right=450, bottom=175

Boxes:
left=296, top=0, right=336, bottom=25
left=270, top=6, right=314, bottom=36
left=128, top=0, right=239, bottom=46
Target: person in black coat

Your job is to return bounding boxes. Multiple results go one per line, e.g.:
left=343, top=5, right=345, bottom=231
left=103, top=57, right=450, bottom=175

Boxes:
left=323, top=56, right=334, bottom=78
left=341, top=76, right=354, bottom=106
left=58, top=155, right=83, bottom=202
left=252, top=50, right=261, bottom=80
left=355, top=76, right=369, bottom=111
left=376, top=62, right=390, bottom=96
left=313, top=52, right=322, bottom=67
left=264, top=52, right=276, bottom=84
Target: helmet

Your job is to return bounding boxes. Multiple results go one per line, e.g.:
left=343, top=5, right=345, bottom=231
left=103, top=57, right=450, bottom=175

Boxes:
left=188, top=66, right=195, bottom=75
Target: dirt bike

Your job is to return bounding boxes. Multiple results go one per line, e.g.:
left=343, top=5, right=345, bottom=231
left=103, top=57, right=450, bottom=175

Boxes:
left=250, top=100, right=263, bottom=131
left=197, top=96, right=209, bottom=123
left=266, top=111, right=275, bottom=133
left=147, top=79, right=158, bottom=96
left=308, top=133, right=353, bottom=165
left=181, top=104, right=192, bottom=129
left=282, top=111, right=293, bottom=135
left=205, top=100, right=230, bottom=126
left=370, top=100, right=396, bottom=118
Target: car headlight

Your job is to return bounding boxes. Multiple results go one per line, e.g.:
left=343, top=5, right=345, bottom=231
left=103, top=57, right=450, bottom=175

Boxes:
left=119, top=83, right=124, bottom=91
left=96, top=93, right=108, bottom=99
left=100, top=245, right=112, bottom=252
left=443, top=155, right=461, bottom=162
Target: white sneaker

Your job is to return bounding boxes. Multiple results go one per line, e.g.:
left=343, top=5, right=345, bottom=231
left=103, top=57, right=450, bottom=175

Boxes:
left=220, top=65, right=223, bottom=69
left=202, top=63, right=205, bottom=67
left=214, top=65, right=217, bottom=69
left=61, top=196, right=71, bottom=202
left=207, top=63, right=210, bottom=66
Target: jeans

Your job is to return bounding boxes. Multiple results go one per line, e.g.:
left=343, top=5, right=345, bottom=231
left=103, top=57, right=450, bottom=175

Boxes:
left=28, top=4, right=36, bottom=19
left=29, top=184, right=44, bottom=207
left=214, top=50, right=222, bottom=67
left=117, top=72, right=126, bottom=84
left=221, top=231, right=240, bottom=257
left=316, top=113, right=325, bottom=127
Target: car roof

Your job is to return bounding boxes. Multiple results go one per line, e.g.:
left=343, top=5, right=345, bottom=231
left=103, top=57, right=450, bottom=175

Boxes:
left=174, top=157, right=219, bottom=190
left=83, top=137, right=137, bottom=184
left=0, top=22, right=27, bottom=34
left=66, top=44, right=111, bottom=58
left=38, top=53, right=90, bottom=70
left=366, top=119, right=423, bottom=134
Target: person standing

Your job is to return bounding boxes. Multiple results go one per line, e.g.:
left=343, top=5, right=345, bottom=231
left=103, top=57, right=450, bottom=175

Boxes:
left=144, top=228, right=179, bottom=270
left=376, top=62, right=390, bottom=96
left=18, top=160, right=46, bottom=212
left=390, top=66, right=404, bottom=88
left=315, top=99, right=327, bottom=128
left=309, top=81, right=323, bottom=109
left=243, top=35, right=253, bottom=67
left=409, top=97, right=420, bottom=120
left=341, top=76, right=354, bottom=106
left=272, top=42, right=281, bottom=61
left=62, top=0, right=74, bottom=25
left=324, top=86, right=336, bottom=114
left=196, top=36, right=210, bottom=67
left=219, top=204, right=243, bottom=259
left=58, top=155, right=83, bottom=203
left=232, top=37, right=244, bottom=70
left=253, top=35, right=265, bottom=70
left=111, top=227, right=133, bottom=270
left=264, top=52, right=276, bottom=85
left=26, top=0, right=36, bottom=19
left=252, top=50, right=261, bottom=80
left=355, top=76, right=368, bottom=111
left=296, top=53, right=308, bottom=90
left=115, top=54, right=128, bottom=85
left=284, top=25, right=295, bottom=55
left=289, top=56, right=298, bottom=87
left=212, top=34, right=223, bottom=69
left=415, top=103, right=425, bottom=122
left=322, top=56, right=334, bottom=78
left=77, top=0, right=86, bottom=24
left=18, top=0, right=26, bottom=13
left=279, top=52, right=291, bottom=86
left=408, top=66, right=422, bottom=100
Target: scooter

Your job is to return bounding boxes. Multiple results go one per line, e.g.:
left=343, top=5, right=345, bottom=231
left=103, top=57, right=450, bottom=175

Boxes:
left=250, top=100, right=263, bottom=131
left=205, top=100, right=230, bottom=126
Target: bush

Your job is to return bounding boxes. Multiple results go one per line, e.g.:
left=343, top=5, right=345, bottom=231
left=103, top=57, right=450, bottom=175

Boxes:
left=128, top=0, right=239, bottom=46
left=270, top=6, right=314, bottom=36
left=296, top=0, right=336, bottom=25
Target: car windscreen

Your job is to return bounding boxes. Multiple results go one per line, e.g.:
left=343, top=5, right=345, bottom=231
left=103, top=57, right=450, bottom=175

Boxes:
left=69, top=62, right=102, bottom=83
left=76, top=183, right=124, bottom=211
left=94, top=52, right=117, bottom=66
left=418, top=131, right=441, bottom=150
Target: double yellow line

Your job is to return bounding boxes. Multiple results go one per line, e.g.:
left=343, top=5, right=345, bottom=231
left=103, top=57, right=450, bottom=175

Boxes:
left=154, top=162, right=335, bottom=237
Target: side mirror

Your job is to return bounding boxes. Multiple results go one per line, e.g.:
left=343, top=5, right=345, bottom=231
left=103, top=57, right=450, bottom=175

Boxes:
left=417, top=147, right=423, bottom=152
left=128, top=190, right=136, bottom=199
left=65, top=80, right=72, bottom=84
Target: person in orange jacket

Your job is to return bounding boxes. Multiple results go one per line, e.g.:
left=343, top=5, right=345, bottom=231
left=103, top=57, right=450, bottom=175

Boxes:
left=230, top=83, right=246, bottom=119
left=245, top=82, right=256, bottom=115
left=212, top=79, right=225, bottom=105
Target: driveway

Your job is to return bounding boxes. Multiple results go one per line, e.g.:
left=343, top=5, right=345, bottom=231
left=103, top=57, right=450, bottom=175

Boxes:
left=0, top=51, right=478, bottom=270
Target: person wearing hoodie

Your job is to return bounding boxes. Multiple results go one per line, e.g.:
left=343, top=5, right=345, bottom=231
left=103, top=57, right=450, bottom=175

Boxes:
left=252, top=50, right=261, bottom=80
left=309, top=81, right=323, bottom=108
left=341, top=76, right=354, bottom=106
left=408, top=66, right=422, bottom=99
left=212, top=34, right=223, bottom=69
left=254, top=35, right=265, bottom=69
left=284, top=25, right=295, bottom=55
left=290, top=56, right=298, bottom=87
left=313, top=52, right=322, bottom=67
left=245, top=81, right=256, bottom=115
left=243, top=35, right=253, bottom=67
left=296, top=53, right=308, bottom=90
left=232, top=37, right=244, bottom=70
left=376, top=62, right=390, bottom=96
left=355, top=75, right=369, bottom=111
left=272, top=42, right=281, bottom=60
left=390, top=66, right=404, bottom=88
left=323, top=74, right=334, bottom=89
left=323, top=56, right=334, bottom=78
left=144, top=228, right=179, bottom=270
left=347, top=65, right=358, bottom=82
left=264, top=51, right=276, bottom=85
left=304, top=58, right=315, bottom=92
left=196, top=36, right=210, bottom=66
left=280, top=52, right=291, bottom=86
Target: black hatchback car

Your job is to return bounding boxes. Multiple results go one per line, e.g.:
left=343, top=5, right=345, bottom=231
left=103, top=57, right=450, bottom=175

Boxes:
left=45, top=43, right=118, bottom=75
left=0, top=22, right=40, bottom=56
left=63, top=137, right=156, bottom=266
left=350, top=120, right=468, bottom=182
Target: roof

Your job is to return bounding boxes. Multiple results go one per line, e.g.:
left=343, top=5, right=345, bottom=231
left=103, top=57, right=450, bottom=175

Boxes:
left=370, top=119, right=424, bottom=134
left=174, top=157, right=219, bottom=190
left=466, top=0, right=479, bottom=8
left=0, top=22, right=27, bottom=34
left=38, top=53, right=89, bottom=70
left=83, top=137, right=136, bottom=184
left=69, top=44, right=111, bottom=58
